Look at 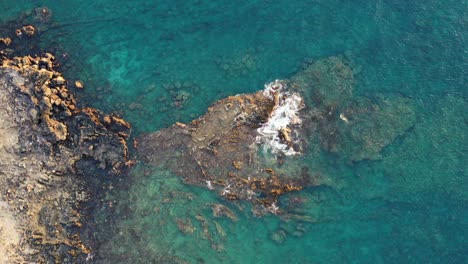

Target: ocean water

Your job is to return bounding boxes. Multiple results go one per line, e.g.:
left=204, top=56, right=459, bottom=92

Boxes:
left=1, top=1, right=467, bottom=263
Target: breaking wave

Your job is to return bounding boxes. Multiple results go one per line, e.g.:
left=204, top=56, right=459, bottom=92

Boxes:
left=256, top=80, right=304, bottom=155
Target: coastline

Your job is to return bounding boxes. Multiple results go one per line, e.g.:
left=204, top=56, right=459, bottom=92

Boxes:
left=0, top=54, right=131, bottom=263
left=2, top=3, right=463, bottom=262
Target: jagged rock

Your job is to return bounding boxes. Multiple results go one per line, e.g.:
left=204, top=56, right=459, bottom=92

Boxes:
left=0, top=37, right=11, bottom=46
left=74, top=80, right=84, bottom=89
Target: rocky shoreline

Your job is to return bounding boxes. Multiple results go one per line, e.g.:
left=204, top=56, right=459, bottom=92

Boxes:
left=0, top=53, right=132, bottom=263
left=0, top=7, right=419, bottom=262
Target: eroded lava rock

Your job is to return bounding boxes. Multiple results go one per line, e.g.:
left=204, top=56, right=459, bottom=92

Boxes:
left=0, top=53, right=131, bottom=263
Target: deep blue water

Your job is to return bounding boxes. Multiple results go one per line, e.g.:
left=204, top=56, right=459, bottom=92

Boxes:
left=1, top=1, right=467, bottom=263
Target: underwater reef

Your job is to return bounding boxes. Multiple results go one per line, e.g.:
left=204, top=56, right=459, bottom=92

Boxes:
left=0, top=52, right=417, bottom=262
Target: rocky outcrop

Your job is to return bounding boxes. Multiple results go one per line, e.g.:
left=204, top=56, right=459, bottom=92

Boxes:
left=0, top=53, right=131, bottom=263
left=137, top=56, right=416, bottom=215
left=138, top=81, right=312, bottom=214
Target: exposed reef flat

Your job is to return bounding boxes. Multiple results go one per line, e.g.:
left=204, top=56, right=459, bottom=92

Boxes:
left=0, top=53, right=131, bottom=263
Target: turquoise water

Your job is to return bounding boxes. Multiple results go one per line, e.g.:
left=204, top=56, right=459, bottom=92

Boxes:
left=1, top=1, right=467, bottom=263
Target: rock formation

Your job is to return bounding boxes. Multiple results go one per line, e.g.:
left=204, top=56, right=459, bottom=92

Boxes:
left=137, top=56, right=416, bottom=215
left=0, top=53, right=131, bottom=263
left=138, top=80, right=312, bottom=214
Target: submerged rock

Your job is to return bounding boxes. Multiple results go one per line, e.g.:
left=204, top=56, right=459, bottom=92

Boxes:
left=0, top=53, right=131, bottom=262
left=334, top=94, right=416, bottom=161
left=291, top=56, right=416, bottom=161
left=291, top=56, right=354, bottom=107
left=211, top=203, right=238, bottom=221
left=33, top=7, right=53, bottom=23
left=269, top=229, right=288, bottom=245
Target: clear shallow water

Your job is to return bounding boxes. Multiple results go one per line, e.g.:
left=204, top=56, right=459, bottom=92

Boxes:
left=1, top=1, right=467, bottom=263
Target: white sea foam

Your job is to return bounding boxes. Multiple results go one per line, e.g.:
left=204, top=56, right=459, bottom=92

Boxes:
left=205, top=180, right=214, bottom=190
left=221, top=184, right=232, bottom=196
left=267, top=202, right=280, bottom=214
left=256, top=80, right=304, bottom=156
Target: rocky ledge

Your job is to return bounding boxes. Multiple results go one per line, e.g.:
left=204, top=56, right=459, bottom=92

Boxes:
left=0, top=53, right=131, bottom=263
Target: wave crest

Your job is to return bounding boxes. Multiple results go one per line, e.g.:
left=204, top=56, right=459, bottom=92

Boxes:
left=256, top=80, right=305, bottom=156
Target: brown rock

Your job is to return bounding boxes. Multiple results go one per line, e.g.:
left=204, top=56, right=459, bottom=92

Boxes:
left=21, top=25, right=36, bottom=37
left=103, top=115, right=111, bottom=124
left=232, top=160, right=243, bottom=170
left=0, top=37, right=11, bottom=46
left=0, top=52, right=133, bottom=262
left=43, top=87, right=52, bottom=96
left=60, top=91, right=68, bottom=98
left=74, top=80, right=84, bottom=89
left=54, top=76, right=65, bottom=85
